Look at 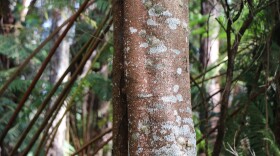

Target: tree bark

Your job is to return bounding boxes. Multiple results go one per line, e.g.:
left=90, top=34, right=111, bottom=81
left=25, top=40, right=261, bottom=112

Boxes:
left=112, top=0, right=128, bottom=154
left=113, top=0, right=196, bottom=155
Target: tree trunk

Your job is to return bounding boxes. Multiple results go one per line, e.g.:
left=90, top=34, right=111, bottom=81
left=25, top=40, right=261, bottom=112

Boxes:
left=47, top=8, right=72, bottom=156
left=0, top=0, right=16, bottom=69
left=0, top=0, right=15, bottom=35
left=273, top=4, right=280, bottom=147
left=199, top=0, right=221, bottom=146
left=275, top=70, right=280, bottom=145
left=113, top=0, right=196, bottom=155
left=20, top=0, right=32, bottom=22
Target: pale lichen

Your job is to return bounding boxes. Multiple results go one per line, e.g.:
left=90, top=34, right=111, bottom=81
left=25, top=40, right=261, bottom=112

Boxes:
left=138, top=93, right=153, bottom=98
left=132, top=132, right=140, bottom=141
left=154, top=63, right=164, bottom=70
left=161, top=94, right=183, bottom=103
left=182, top=118, right=194, bottom=126
left=173, top=85, right=179, bottom=93
left=136, top=147, right=143, bottom=155
left=153, top=142, right=185, bottom=156
left=125, top=47, right=130, bottom=53
left=176, top=115, right=182, bottom=123
left=164, top=133, right=176, bottom=142
left=162, top=10, right=172, bottom=17
left=138, top=30, right=147, bottom=38
left=129, top=27, right=138, bottom=34
left=177, top=68, right=182, bottom=75
left=153, top=135, right=161, bottom=141
left=147, top=108, right=158, bottom=113
left=148, top=37, right=167, bottom=54
left=139, top=42, right=149, bottom=48
left=160, top=129, right=167, bottom=134
left=161, top=95, right=177, bottom=103
left=176, top=94, right=183, bottom=102
left=166, top=18, right=181, bottom=30
left=186, top=107, right=192, bottom=114
left=138, top=122, right=150, bottom=135
left=148, top=7, right=173, bottom=17
left=182, top=21, right=188, bottom=30
left=153, top=5, right=165, bottom=14
left=149, top=43, right=167, bottom=54
left=147, top=18, right=158, bottom=26
left=173, top=110, right=178, bottom=115
left=148, top=8, right=159, bottom=16
left=171, top=49, right=181, bottom=55
left=142, top=0, right=152, bottom=8
left=177, top=137, right=187, bottom=146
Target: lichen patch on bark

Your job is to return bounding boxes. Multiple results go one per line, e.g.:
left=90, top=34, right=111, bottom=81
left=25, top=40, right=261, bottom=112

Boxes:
left=173, top=85, right=179, bottom=93
left=177, top=68, right=182, bottom=75
left=129, top=27, right=138, bottom=34
left=166, top=18, right=181, bottom=30
left=147, top=18, right=158, bottom=26
left=171, top=49, right=181, bottom=55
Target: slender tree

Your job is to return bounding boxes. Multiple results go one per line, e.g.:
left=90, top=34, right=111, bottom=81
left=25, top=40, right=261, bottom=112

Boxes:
left=272, top=2, right=280, bottom=147
left=0, top=0, right=15, bottom=69
left=47, top=7, right=73, bottom=156
left=113, top=0, right=196, bottom=155
left=199, top=0, right=221, bottom=154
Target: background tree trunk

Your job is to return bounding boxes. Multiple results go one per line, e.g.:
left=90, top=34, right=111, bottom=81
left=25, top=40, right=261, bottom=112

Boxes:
left=47, top=8, right=73, bottom=156
left=113, top=0, right=196, bottom=155
left=199, top=0, right=221, bottom=149
left=0, top=0, right=16, bottom=69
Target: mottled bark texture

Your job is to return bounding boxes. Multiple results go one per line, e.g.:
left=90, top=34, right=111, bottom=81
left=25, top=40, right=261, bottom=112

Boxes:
left=113, top=0, right=196, bottom=155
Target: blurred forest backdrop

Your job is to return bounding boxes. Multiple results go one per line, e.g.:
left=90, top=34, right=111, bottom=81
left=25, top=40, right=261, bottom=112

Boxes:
left=0, top=0, right=280, bottom=155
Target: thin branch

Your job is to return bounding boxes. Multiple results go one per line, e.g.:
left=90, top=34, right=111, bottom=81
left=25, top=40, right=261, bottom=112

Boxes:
left=197, top=73, right=279, bottom=144
left=192, top=89, right=223, bottom=111
left=193, top=60, right=227, bottom=80
left=216, top=17, right=227, bottom=32
left=71, top=128, right=112, bottom=156
left=224, top=0, right=231, bottom=16
left=93, top=135, right=113, bottom=155
left=232, top=0, right=244, bottom=22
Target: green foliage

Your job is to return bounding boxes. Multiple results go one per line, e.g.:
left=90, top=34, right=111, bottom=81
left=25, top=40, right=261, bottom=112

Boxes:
left=222, top=88, right=280, bottom=155
left=96, top=0, right=110, bottom=12
left=84, top=73, right=112, bottom=101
